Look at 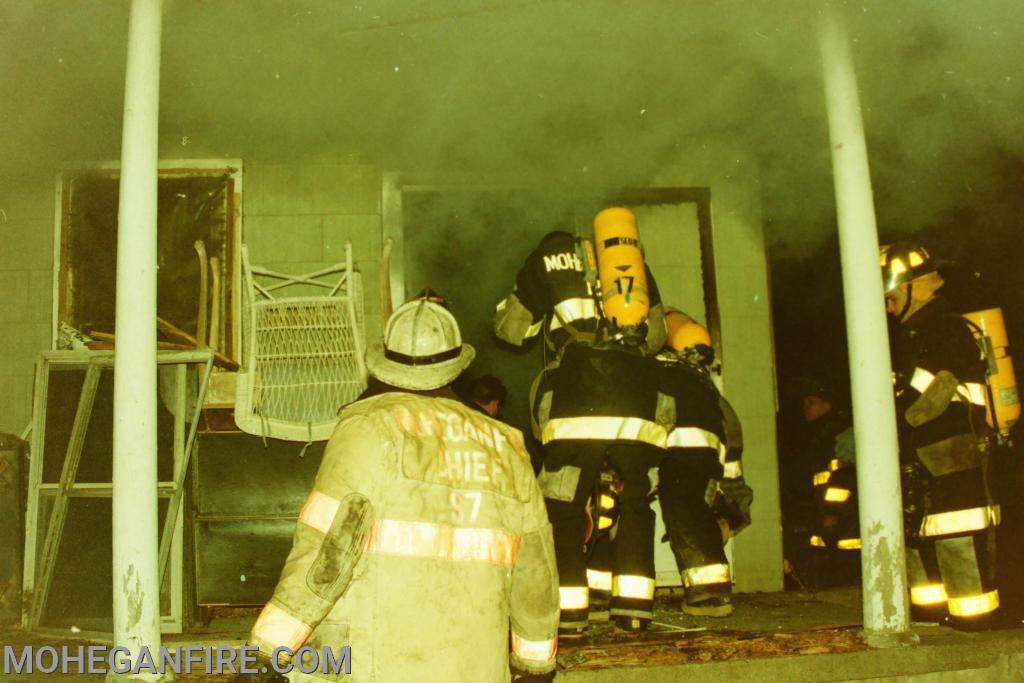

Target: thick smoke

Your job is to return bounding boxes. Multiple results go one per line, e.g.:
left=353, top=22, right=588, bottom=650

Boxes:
left=3, top=0, right=1022, bottom=446
left=4, top=1, right=1021, bottom=246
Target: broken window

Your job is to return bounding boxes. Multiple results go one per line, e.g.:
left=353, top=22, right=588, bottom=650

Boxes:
left=56, top=163, right=242, bottom=360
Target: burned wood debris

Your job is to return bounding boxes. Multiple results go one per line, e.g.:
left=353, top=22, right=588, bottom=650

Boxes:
left=558, top=624, right=866, bottom=670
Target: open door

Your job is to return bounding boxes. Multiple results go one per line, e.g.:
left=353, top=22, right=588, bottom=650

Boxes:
left=386, top=178, right=721, bottom=585
left=397, top=187, right=568, bottom=447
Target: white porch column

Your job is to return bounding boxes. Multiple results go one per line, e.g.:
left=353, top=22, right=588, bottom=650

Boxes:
left=819, top=4, right=917, bottom=648
left=110, top=0, right=168, bottom=680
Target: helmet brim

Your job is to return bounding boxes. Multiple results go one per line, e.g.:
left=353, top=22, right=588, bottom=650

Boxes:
left=366, top=342, right=476, bottom=391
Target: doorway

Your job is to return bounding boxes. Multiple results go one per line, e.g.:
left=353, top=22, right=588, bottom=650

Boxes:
left=385, top=178, right=720, bottom=465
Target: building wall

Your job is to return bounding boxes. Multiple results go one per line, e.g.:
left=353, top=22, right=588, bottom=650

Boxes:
left=0, top=171, right=57, bottom=436
left=0, top=140, right=782, bottom=593
left=242, top=160, right=385, bottom=343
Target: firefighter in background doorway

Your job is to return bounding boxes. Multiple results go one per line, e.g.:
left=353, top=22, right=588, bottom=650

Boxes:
left=782, top=378, right=861, bottom=586
left=809, top=419, right=861, bottom=573
left=656, top=308, right=752, bottom=616
left=881, top=241, right=1001, bottom=629
left=532, top=207, right=669, bottom=633
left=457, top=373, right=508, bottom=418
left=243, top=300, right=559, bottom=682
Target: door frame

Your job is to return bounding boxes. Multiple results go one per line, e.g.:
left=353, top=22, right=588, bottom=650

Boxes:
left=383, top=175, right=721, bottom=371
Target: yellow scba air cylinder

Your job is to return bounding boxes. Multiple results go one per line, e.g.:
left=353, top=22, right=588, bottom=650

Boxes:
left=593, top=207, right=649, bottom=328
left=963, top=307, right=1020, bottom=436
left=664, top=307, right=711, bottom=352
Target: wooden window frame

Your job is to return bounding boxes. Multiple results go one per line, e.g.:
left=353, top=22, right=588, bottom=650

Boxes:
left=52, top=159, right=244, bottom=361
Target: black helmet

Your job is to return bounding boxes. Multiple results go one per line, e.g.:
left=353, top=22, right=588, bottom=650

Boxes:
left=793, top=375, right=840, bottom=406
left=879, top=241, right=938, bottom=294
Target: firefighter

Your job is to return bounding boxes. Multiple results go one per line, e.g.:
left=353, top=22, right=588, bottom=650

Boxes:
left=810, top=432, right=861, bottom=573
left=530, top=208, right=670, bottom=633
left=458, top=373, right=508, bottom=418
left=787, top=378, right=860, bottom=586
left=656, top=309, right=752, bottom=616
left=243, top=299, right=559, bottom=682
left=881, top=241, right=1000, bottom=629
left=534, top=334, right=665, bottom=633
left=493, top=228, right=666, bottom=358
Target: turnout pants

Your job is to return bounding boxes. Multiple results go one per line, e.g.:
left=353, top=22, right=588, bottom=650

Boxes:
left=659, top=449, right=732, bottom=604
left=540, top=440, right=662, bottom=629
left=906, top=438, right=1000, bottom=622
left=586, top=533, right=613, bottom=611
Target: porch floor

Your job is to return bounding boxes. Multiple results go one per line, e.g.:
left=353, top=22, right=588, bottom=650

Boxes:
left=4, top=588, right=1023, bottom=681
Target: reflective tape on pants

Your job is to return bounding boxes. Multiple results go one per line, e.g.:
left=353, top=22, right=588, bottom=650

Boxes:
left=809, top=535, right=826, bottom=548
left=837, top=538, right=861, bottom=550
left=559, top=586, right=589, bottom=610
left=612, top=575, right=656, bottom=600
left=920, top=505, right=1001, bottom=537
left=825, top=487, right=851, bottom=503
left=511, top=632, right=557, bottom=664
left=587, top=569, right=613, bottom=592
left=948, top=590, right=999, bottom=617
left=910, top=583, right=948, bottom=606
left=682, top=563, right=731, bottom=587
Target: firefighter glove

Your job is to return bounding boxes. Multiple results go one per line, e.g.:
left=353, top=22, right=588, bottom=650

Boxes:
left=715, top=476, right=753, bottom=534
left=905, top=370, right=959, bottom=427
left=834, top=427, right=856, bottom=465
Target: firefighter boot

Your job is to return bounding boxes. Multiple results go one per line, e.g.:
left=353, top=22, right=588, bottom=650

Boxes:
left=683, top=591, right=733, bottom=617
left=613, top=615, right=651, bottom=632
left=937, top=531, right=1001, bottom=632
left=907, top=544, right=950, bottom=624
left=660, top=452, right=734, bottom=617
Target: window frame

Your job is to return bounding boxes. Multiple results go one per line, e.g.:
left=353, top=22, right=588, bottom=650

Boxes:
left=52, top=159, right=244, bottom=361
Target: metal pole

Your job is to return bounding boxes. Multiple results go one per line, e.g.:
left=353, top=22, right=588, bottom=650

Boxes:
left=110, top=0, right=169, bottom=680
left=819, top=4, right=917, bottom=647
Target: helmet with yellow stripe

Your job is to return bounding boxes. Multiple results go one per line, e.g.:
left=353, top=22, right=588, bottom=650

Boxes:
left=879, top=241, right=937, bottom=294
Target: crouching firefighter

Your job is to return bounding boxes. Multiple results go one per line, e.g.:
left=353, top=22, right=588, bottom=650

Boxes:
left=493, top=219, right=666, bottom=358
left=243, top=300, right=559, bottom=682
left=881, top=242, right=1002, bottom=629
left=533, top=207, right=669, bottom=634
left=656, top=308, right=752, bottom=616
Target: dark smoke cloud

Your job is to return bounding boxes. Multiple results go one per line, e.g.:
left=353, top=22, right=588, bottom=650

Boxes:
left=1, top=0, right=1021, bottom=253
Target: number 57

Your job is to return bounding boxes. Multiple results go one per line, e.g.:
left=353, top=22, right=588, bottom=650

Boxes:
left=451, top=491, right=482, bottom=523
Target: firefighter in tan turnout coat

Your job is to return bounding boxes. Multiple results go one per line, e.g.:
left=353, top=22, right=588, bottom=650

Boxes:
left=245, top=299, right=560, bottom=682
